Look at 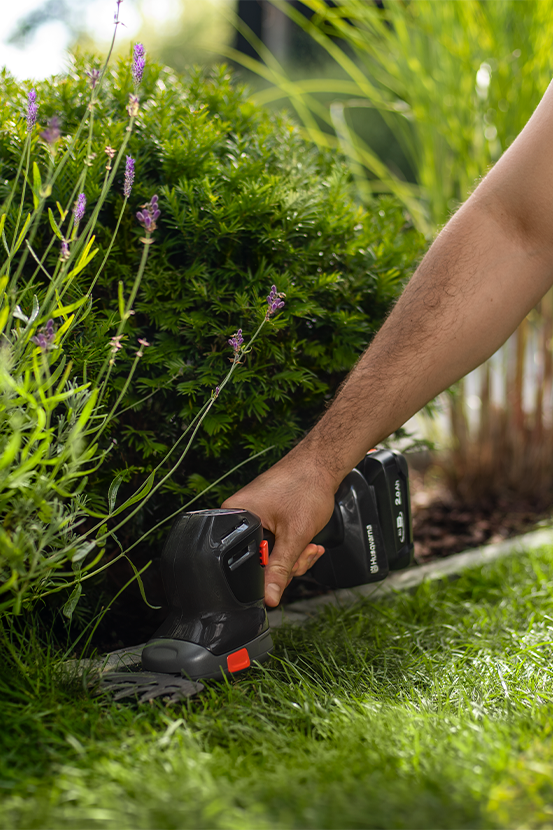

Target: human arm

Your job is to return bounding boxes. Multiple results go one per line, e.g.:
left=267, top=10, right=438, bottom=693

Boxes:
left=224, top=80, right=553, bottom=606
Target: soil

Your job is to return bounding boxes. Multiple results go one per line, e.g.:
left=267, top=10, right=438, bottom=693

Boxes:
left=409, top=468, right=553, bottom=563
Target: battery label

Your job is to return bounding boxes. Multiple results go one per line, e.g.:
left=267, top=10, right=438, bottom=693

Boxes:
left=394, top=479, right=402, bottom=507
left=396, top=512, right=405, bottom=543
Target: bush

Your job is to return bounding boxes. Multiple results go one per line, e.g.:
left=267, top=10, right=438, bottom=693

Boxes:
left=0, top=58, right=425, bottom=561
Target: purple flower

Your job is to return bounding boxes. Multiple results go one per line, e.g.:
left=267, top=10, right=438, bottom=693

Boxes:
left=266, top=285, right=285, bottom=320
left=136, top=194, right=161, bottom=233
left=60, top=239, right=70, bottom=261
left=132, top=43, right=146, bottom=88
left=73, top=193, right=86, bottom=225
left=31, top=319, right=56, bottom=351
left=124, top=155, right=135, bottom=198
left=26, top=89, right=38, bottom=133
left=86, top=69, right=101, bottom=89
left=40, top=115, right=61, bottom=145
left=228, top=329, right=244, bottom=353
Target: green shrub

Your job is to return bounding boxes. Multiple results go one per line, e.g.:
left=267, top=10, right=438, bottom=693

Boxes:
left=0, top=59, right=425, bottom=556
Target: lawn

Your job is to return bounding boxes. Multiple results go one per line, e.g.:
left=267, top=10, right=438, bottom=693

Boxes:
left=2, top=546, right=553, bottom=829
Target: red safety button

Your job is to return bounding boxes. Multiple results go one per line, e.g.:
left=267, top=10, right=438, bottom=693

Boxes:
left=227, top=648, right=250, bottom=673
left=259, top=539, right=269, bottom=566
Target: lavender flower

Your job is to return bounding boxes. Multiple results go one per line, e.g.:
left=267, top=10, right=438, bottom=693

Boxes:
left=31, top=319, right=56, bottom=351
left=124, top=155, right=135, bottom=198
left=105, top=145, right=116, bottom=170
left=26, top=89, right=38, bottom=133
left=127, top=93, right=140, bottom=118
left=136, top=337, right=150, bottom=357
left=228, top=329, right=244, bottom=353
left=73, top=193, right=86, bottom=225
left=109, top=335, right=123, bottom=363
left=60, top=239, right=70, bottom=261
left=132, top=43, right=146, bottom=88
left=40, top=116, right=61, bottom=145
left=266, top=285, right=285, bottom=320
left=136, top=194, right=161, bottom=234
left=86, top=69, right=101, bottom=89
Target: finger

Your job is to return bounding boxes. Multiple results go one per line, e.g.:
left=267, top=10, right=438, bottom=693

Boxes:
left=265, top=537, right=309, bottom=606
left=291, top=544, right=325, bottom=576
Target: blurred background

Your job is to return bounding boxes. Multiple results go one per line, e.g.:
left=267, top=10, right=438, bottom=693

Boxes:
left=0, top=0, right=315, bottom=80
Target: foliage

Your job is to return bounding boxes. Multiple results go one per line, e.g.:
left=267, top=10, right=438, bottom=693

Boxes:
left=0, top=30, right=288, bottom=617
left=236, top=0, right=553, bottom=232
left=0, top=58, right=425, bottom=536
left=2, top=544, right=553, bottom=826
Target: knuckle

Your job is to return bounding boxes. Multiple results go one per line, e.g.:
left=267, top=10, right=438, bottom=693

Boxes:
left=267, top=561, right=292, bottom=580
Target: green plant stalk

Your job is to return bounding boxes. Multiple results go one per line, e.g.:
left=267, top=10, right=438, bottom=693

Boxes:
left=0, top=133, right=30, bottom=221
left=87, top=198, right=127, bottom=296
left=90, top=228, right=152, bottom=431
left=9, top=137, right=32, bottom=257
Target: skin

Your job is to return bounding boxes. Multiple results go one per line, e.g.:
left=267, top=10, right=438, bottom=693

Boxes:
left=224, top=80, right=553, bottom=607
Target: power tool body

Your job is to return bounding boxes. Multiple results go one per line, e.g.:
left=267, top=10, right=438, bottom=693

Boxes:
left=141, top=448, right=413, bottom=681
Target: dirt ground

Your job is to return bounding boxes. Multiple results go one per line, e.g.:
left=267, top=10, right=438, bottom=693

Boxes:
left=409, top=467, right=553, bottom=563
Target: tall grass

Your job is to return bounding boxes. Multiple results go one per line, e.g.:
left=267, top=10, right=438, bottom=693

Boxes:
left=224, top=0, right=553, bottom=502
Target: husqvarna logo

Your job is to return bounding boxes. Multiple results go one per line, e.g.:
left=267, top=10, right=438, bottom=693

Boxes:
left=366, top=524, right=379, bottom=573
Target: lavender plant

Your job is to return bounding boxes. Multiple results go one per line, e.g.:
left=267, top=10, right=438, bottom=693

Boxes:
left=0, top=9, right=285, bottom=620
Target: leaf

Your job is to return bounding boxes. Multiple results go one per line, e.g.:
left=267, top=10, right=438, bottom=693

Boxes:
left=13, top=214, right=31, bottom=254
left=0, top=431, right=21, bottom=471
left=96, top=523, right=108, bottom=540
left=0, top=215, right=6, bottom=237
left=12, top=305, right=28, bottom=323
left=108, top=473, right=125, bottom=513
left=0, top=304, right=9, bottom=334
left=48, top=207, right=64, bottom=240
left=63, top=583, right=82, bottom=619
left=28, top=295, right=40, bottom=326
left=51, top=294, right=89, bottom=320
left=111, top=471, right=155, bottom=516
left=32, top=162, right=41, bottom=209
left=118, top=281, right=125, bottom=320
left=71, top=541, right=96, bottom=565
left=125, top=556, right=161, bottom=609
left=66, top=236, right=98, bottom=279
left=56, top=201, right=67, bottom=221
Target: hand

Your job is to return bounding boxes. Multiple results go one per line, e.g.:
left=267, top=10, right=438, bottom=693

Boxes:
left=222, top=450, right=337, bottom=606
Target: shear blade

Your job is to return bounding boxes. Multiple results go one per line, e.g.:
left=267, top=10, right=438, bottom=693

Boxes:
left=98, top=670, right=204, bottom=703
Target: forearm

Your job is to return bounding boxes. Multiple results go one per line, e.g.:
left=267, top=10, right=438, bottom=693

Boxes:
left=296, top=163, right=553, bottom=488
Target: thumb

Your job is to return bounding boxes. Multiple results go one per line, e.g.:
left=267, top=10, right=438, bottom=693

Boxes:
left=264, top=536, right=304, bottom=607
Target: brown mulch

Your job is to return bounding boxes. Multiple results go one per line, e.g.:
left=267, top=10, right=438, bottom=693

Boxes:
left=410, top=468, right=553, bottom=563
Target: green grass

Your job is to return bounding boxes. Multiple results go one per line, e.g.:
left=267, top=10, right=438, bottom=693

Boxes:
left=3, top=548, right=553, bottom=828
